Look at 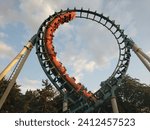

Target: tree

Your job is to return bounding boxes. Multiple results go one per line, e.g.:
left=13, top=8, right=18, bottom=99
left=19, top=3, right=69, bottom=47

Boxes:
left=98, top=75, right=150, bottom=113
left=0, top=78, right=23, bottom=112
left=116, top=75, right=150, bottom=112
left=0, top=78, right=62, bottom=113
left=22, top=79, right=62, bottom=113
left=0, top=76, right=149, bottom=113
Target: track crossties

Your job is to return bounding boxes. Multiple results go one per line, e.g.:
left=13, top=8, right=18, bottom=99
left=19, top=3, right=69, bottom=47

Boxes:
left=36, top=8, right=131, bottom=112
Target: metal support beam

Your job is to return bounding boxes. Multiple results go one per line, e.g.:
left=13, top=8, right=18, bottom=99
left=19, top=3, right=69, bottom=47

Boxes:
left=0, top=42, right=33, bottom=109
left=111, top=90, right=119, bottom=113
left=135, top=52, right=150, bottom=72
left=138, top=49, right=150, bottom=63
left=132, top=43, right=150, bottom=72
left=111, top=96, right=119, bottom=113
left=0, top=42, right=33, bottom=81
left=63, top=94, right=68, bottom=112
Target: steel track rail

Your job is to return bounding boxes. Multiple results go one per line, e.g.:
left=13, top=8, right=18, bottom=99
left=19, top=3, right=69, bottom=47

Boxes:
left=36, top=8, right=131, bottom=112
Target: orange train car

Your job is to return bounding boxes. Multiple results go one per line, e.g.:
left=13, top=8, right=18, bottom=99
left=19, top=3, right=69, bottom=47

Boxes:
left=46, top=42, right=54, bottom=49
left=43, top=12, right=99, bottom=100
left=46, top=31, right=54, bottom=40
left=64, top=74, right=83, bottom=92
left=52, top=57, right=62, bottom=68
left=58, top=65, right=66, bottom=75
left=45, top=11, right=76, bottom=54
left=82, top=89, right=97, bottom=101
left=76, top=83, right=83, bottom=92
left=64, top=74, right=77, bottom=87
left=51, top=19, right=60, bottom=30
left=64, top=74, right=96, bottom=99
left=51, top=55, right=66, bottom=75
left=83, top=90, right=92, bottom=97
left=47, top=11, right=76, bottom=33
left=46, top=48, right=56, bottom=57
left=59, top=12, right=76, bottom=24
left=46, top=11, right=76, bottom=37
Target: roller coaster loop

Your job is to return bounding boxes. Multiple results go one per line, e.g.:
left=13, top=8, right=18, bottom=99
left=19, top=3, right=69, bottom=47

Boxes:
left=0, top=8, right=150, bottom=112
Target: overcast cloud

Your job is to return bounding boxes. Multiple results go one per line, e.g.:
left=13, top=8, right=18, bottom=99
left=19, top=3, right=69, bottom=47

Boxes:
left=0, top=42, right=15, bottom=59
left=0, top=0, right=149, bottom=92
left=18, top=78, right=41, bottom=94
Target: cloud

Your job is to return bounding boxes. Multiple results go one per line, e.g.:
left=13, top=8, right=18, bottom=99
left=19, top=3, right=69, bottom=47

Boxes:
left=18, top=0, right=55, bottom=33
left=75, top=20, right=119, bottom=65
left=64, top=0, right=103, bottom=11
left=0, top=0, right=20, bottom=28
left=0, top=42, right=15, bottom=59
left=147, top=51, right=150, bottom=56
left=71, top=58, right=97, bottom=73
left=54, top=9, right=121, bottom=68
left=54, top=17, right=119, bottom=82
left=0, top=0, right=137, bottom=37
left=85, top=61, right=97, bottom=72
left=51, top=0, right=139, bottom=85
left=74, top=73, right=83, bottom=83
left=102, top=0, right=137, bottom=38
left=0, top=32, right=7, bottom=38
left=0, top=0, right=101, bottom=33
left=18, top=78, right=41, bottom=94
left=0, top=0, right=149, bottom=87
left=0, top=0, right=55, bottom=32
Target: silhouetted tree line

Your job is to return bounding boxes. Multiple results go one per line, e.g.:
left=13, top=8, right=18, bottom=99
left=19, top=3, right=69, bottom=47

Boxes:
left=0, top=75, right=150, bottom=113
left=0, top=79, right=63, bottom=112
left=100, top=75, right=150, bottom=113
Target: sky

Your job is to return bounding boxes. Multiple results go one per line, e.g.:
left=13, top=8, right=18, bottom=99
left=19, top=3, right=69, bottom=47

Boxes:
left=0, top=0, right=150, bottom=93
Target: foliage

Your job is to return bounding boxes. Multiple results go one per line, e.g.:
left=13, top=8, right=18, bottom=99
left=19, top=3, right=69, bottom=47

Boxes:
left=100, top=75, right=150, bottom=113
left=116, top=75, right=150, bottom=113
left=0, top=78, right=23, bottom=112
left=0, top=75, right=150, bottom=113
left=0, top=79, right=63, bottom=113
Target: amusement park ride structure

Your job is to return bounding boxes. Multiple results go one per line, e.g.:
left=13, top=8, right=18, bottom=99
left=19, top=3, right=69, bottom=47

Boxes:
left=0, top=8, right=150, bottom=112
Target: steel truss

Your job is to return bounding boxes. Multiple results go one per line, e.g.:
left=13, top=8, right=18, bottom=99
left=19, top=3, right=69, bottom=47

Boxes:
left=0, top=8, right=149, bottom=112
left=36, top=8, right=131, bottom=112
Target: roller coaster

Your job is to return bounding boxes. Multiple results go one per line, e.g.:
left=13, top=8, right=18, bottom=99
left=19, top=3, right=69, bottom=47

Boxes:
left=0, top=8, right=150, bottom=112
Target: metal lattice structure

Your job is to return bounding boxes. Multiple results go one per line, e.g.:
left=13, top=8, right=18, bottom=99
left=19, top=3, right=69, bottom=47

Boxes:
left=36, top=8, right=131, bottom=112
left=0, top=8, right=149, bottom=112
